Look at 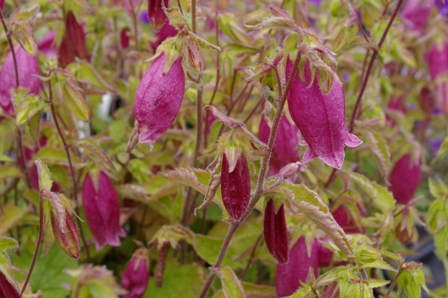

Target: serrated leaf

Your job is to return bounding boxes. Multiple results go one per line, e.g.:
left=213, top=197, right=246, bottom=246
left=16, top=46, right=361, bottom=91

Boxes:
left=348, top=172, right=395, bottom=212
left=0, top=237, right=19, bottom=253
left=163, top=168, right=209, bottom=194
left=362, top=130, right=391, bottom=179
left=150, top=225, right=193, bottom=249
left=0, top=165, right=23, bottom=180
left=35, top=158, right=53, bottom=191
left=212, top=267, right=246, bottom=298
left=56, top=81, right=90, bottom=122
left=77, top=138, right=116, bottom=171
left=0, top=203, right=28, bottom=235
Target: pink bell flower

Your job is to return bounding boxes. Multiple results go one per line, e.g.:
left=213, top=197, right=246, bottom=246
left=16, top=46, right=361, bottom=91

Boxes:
left=286, top=60, right=362, bottom=169
left=264, top=200, right=289, bottom=263
left=0, top=271, right=21, bottom=298
left=401, top=0, right=434, bottom=32
left=0, top=46, right=40, bottom=115
left=134, top=53, right=185, bottom=149
left=122, top=249, right=150, bottom=298
left=82, top=171, right=126, bottom=250
left=148, top=0, right=169, bottom=32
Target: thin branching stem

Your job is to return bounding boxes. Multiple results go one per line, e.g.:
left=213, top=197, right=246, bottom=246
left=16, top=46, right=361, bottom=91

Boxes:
left=384, top=266, right=404, bottom=298
left=198, top=52, right=302, bottom=298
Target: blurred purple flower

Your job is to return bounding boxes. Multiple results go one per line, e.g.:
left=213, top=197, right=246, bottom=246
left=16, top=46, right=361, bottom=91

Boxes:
left=140, top=11, right=150, bottom=23
left=308, top=0, right=322, bottom=6
left=436, top=0, right=448, bottom=16
left=401, top=0, right=434, bottom=31
left=429, top=138, right=443, bottom=153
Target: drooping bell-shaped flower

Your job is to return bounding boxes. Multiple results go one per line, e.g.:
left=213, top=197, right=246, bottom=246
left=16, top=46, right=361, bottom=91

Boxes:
left=286, top=60, right=362, bottom=169
left=264, top=199, right=289, bottom=263
left=120, top=28, right=130, bottom=49
left=220, top=153, right=250, bottom=220
left=0, top=271, right=21, bottom=298
left=50, top=208, right=81, bottom=258
left=389, top=154, right=422, bottom=205
left=0, top=46, right=40, bottom=115
left=58, top=10, right=88, bottom=67
left=276, top=236, right=319, bottom=297
left=148, top=0, right=169, bottom=32
left=134, top=53, right=185, bottom=149
left=122, top=248, right=150, bottom=298
left=82, top=171, right=126, bottom=250
left=259, top=115, right=300, bottom=176
left=401, top=0, right=434, bottom=32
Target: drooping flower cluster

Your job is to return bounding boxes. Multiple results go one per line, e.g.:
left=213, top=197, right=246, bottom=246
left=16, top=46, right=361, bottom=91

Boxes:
left=286, top=60, right=362, bottom=169
left=82, top=171, right=126, bottom=250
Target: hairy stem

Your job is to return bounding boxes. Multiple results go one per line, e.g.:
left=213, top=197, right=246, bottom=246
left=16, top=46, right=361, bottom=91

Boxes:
left=198, top=52, right=302, bottom=298
left=21, top=198, right=43, bottom=294
left=48, top=81, right=90, bottom=262
left=0, top=11, right=32, bottom=188
left=384, top=266, right=404, bottom=298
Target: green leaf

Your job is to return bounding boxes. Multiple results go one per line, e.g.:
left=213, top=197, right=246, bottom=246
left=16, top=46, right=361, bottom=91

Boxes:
left=361, top=130, right=391, bottom=179
left=144, top=259, right=205, bottom=297
left=163, top=168, right=209, bottom=195
left=212, top=267, right=246, bottom=298
left=77, top=138, right=116, bottom=171
left=0, top=203, right=28, bottom=235
left=13, top=243, right=78, bottom=297
left=0, top=165, right=23, bottom=180
left=0, top=236, right=19, bottom=253
left=434, top=137, right=448, bottom=162
left=68, top=62, right=115, bottom=92
left=55, top=81, right=90, bottom=122
left=35, top=158, right=53, bottom=191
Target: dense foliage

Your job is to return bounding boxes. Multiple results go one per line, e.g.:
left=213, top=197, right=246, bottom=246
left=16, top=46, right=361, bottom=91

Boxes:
left=0, top=0, right=448, bottom=297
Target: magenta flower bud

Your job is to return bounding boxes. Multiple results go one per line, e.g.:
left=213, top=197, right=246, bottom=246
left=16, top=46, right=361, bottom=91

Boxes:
left=122, top=249, right=150, bottom=298
left=389, top=154, right=422, bottom=205
left=220, top=153, right=250, bottom=220
left=259, top=115, right=300, bottom=176
left=401, top=0, right=434, bottom=31
left=286, top=60, right=362, bottom=169
left=0, top=46, right=40, bottom=115
left=82, top=171, right=126, bottom=250
left=276, top=236, right=319, bottom=297
left=148, top=0, right=169, bottom=32
left=120, top=28, right=130, bottom=49
left=134, top=53, right=185, bottom=148
left=58, top=10, right=88, bottom=67
left=51, top=209, right=81, bottom=259
left=0, top=271, right=21, bottom=298
left=264, top=200, right=289, bottom=263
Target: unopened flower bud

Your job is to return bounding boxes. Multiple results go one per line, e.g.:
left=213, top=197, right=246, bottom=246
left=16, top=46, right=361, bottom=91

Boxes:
left=82, top=171, right=126, bottom=250
left=264, top=199, right=288, bottom=263
left=122, top=248, right=150, bottom=298
left=50, top=209, right=81, bottom=259
left=134, top=53, right=185, bottom=149
left=148, top=0, right=169, bottom=32
left=221, top=153, right=250, bottom=220
left=58, top=10, right=88, bottom=67
left=286, top=60, right=362, bottom=169
left=389, top=154, right=421, bottom=205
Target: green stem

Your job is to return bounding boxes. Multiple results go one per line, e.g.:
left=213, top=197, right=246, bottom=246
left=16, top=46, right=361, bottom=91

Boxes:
left=384, top=267, right=404, bottom=298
